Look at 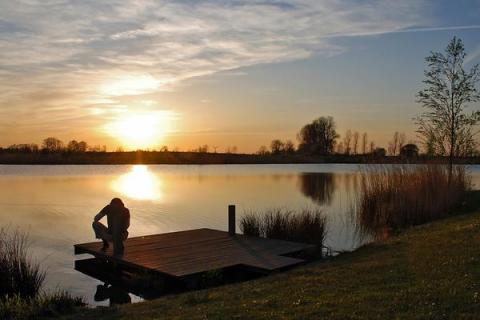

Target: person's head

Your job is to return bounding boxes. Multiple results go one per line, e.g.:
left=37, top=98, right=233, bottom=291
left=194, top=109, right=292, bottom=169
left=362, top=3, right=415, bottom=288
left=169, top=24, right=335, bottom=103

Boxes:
left=110, top=198, right=124, bottom=208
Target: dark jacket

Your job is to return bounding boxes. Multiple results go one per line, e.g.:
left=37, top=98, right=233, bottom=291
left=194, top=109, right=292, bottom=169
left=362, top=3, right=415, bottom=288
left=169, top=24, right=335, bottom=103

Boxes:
left=94, top=204, right=130, bottom=239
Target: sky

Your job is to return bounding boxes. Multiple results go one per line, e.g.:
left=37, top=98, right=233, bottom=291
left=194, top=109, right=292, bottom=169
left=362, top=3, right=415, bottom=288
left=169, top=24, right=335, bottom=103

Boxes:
left=0, top=0, right=480, bottom=152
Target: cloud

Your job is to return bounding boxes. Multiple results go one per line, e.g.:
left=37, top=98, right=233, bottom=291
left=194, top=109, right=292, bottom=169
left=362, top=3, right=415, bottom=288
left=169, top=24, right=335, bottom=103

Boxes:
left=0, top=0, right=449, bottom=144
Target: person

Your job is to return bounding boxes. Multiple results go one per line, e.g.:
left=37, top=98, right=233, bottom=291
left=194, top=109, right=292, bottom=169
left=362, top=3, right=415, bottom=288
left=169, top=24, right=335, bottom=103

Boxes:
left=92, top=198, right=130, bottom=256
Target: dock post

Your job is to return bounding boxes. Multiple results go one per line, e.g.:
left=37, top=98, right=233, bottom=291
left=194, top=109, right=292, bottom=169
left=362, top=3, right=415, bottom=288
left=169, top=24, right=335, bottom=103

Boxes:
left=228, top=205, right=236, bottom=235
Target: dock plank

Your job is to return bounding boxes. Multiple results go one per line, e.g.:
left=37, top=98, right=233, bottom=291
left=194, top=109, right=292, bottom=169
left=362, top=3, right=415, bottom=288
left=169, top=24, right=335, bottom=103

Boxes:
left=74, top=228, right=314, bottom=277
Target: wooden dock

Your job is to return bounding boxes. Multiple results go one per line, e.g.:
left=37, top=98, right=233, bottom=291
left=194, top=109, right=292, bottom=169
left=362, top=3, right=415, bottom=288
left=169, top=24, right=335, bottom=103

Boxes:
left=74, top=228, right=314, bottom=278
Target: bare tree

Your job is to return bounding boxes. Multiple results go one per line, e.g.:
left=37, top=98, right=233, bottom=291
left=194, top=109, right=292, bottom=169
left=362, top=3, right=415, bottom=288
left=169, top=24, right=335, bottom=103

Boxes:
left=226, top=146, right=238, bottom=154
left=256, top=145, right=269, bottom=155
left=352, top=131, right=359, bottom=155
left=398, top=133, right=406, bottom=152
left=361, top=132, right=368, bottom=154
left=336, top=142, right=344, bottom=154
left=388, top=132, right=400, bottom=156
left=270, top=139, right=284, bottom=154
left=416, top=37, right=480, bottom=171
left=284, top=140, right=295, bottom=154
left=67, top=140, right=88, bottom=152
left=343, top=130, right=352, bottom=155
left=42, top=137, right=63, bottom=152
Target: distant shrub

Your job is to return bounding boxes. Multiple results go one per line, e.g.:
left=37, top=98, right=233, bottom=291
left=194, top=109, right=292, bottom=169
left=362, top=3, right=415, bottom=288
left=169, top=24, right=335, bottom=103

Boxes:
left=356, top=164, right=470, bottom=237
left=240, top=208, right=326, bottom=247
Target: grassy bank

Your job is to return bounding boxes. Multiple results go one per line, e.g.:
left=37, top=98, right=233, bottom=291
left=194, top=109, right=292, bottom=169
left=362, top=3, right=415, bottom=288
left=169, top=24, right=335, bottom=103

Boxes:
left=64, top=203, right=480, bottom=319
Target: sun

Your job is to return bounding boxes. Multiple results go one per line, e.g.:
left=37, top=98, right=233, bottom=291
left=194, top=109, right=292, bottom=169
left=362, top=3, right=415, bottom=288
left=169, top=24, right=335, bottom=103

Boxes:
left=105, top=111, right=175, bottom=150
left=111, top=165, right=162, bottom=201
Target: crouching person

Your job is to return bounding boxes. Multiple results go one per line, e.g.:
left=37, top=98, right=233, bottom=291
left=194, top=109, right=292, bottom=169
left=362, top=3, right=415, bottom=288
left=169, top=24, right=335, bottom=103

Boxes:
left=92, top=198, right=130, bottom=257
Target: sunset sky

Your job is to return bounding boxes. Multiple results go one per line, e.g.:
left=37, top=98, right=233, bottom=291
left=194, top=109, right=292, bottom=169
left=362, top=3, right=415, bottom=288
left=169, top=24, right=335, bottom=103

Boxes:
left=1, top=0, right=479, bottom=152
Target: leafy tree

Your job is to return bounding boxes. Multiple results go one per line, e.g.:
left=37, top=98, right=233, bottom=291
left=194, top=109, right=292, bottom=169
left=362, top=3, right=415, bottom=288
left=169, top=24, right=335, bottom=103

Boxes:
left=416, top=37, right=480, bottom=170
left=400, top=144, right=419, bottom=158
left=373, top=147, right=386, bottom=157
left=297, top=117, right=339, bottom=155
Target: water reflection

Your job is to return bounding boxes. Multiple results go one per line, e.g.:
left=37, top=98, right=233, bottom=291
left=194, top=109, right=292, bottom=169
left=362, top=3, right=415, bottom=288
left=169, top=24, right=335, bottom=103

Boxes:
left=111, top=165, right=161, bottom=201
left=95, top=284, right=131, bottom=306
left=298, top=173, right=336, bottom=205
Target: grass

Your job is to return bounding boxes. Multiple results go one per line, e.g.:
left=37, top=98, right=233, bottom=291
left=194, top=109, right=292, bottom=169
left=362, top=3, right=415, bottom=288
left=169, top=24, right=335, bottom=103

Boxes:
left=0, top=228, right=84, bottom=319
left=0, top=228, right=45, bottom=299
left=62, top=193, right=480, bottom=319
left=355, top=164, right=469, bottom=237
left=240, top=208, right=327, bottom=247
left=0, top=291, right=84, bottom=320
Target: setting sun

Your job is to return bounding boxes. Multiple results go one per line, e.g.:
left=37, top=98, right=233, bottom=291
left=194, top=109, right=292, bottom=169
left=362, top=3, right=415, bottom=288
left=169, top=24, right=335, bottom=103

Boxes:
left=105, top=111, right=176, bottom=150
left=111, top=165, right=162, bottom=201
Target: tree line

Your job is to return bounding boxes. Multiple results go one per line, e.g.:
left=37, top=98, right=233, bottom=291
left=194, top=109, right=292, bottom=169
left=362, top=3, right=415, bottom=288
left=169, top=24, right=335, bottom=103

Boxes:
left=2, top=137, right=106, bottom=153
left=258, top=37, right=480, bottom=162
left=257, top=117, right=420, bottom=158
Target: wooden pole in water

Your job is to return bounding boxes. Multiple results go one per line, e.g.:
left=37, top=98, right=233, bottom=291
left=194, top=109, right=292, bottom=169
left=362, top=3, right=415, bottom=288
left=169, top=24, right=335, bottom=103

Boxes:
left=228, top=205, right=236, bottom=235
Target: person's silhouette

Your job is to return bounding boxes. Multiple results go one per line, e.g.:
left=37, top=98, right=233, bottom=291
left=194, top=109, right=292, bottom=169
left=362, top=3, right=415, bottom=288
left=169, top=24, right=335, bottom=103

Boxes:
left=92, top=198, right=130, bottom=256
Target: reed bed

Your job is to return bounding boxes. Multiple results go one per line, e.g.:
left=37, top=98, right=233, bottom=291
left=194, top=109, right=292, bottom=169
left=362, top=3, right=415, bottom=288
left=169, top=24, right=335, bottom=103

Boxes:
left=356, top=164, right=470, bottom=237
left=0, top=228, right=84, bottom=319
left=240, top=208, right=326, bottom=247
left=0, top=228, right=45, bottom=299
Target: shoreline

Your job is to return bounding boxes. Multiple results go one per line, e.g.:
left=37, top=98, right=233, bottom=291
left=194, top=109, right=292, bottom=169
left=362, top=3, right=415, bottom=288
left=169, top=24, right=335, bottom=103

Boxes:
left=1, top=151, right=480, bottom=165
left=64, top=207, right=480, bottom=319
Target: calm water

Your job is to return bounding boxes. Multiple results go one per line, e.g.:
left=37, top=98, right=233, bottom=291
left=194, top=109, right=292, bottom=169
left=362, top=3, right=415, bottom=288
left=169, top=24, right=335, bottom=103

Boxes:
left=1, top=164, right=479, bottom=305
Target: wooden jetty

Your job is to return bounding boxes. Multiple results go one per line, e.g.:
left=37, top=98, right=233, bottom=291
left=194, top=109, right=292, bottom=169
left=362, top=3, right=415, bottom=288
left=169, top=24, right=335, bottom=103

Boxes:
left=74, top=206, right=315, bottom=278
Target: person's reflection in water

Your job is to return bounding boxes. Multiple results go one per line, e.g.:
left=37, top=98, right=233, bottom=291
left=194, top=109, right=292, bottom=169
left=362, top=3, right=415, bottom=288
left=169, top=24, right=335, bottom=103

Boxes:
left=94, top=283, right=132, bottom=306
left=298, top=173, right=336, bottom=205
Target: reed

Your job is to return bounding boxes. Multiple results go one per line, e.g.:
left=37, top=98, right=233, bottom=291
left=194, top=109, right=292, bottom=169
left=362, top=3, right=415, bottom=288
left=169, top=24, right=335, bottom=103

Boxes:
left=240, top=208, right=326, bottom=247
left=0, top=228, right=45, bottom=299
left=356, top=164, right=470, bottom=237
left=0, top=228, right=84, bottom=319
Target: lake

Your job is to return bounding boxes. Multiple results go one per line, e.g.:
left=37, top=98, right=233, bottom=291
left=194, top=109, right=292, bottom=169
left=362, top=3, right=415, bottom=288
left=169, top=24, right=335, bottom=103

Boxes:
left=1, top=164, right=479, bottom=306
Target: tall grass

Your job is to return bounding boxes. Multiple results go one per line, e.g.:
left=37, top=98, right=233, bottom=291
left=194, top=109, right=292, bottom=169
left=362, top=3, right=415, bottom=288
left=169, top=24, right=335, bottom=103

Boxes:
left=0, top=228, right=84, bottom=319
left=240, top=208, right=327, bottom=247
left=356, top=164, right=470, bottom=237
left=0, top=228, right=45, bottom=299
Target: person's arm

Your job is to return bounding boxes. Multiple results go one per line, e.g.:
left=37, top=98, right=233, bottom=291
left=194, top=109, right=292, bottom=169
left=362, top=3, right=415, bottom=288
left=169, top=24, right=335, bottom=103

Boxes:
left=93, top=205, right=108, bottom=222
left=124, top=209, right=130, bottom=230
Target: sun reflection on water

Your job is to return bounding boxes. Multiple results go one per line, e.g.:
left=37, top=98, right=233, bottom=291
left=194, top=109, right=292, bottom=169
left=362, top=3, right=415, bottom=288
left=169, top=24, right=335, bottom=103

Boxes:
left=111, top=165, right=161, bottom=201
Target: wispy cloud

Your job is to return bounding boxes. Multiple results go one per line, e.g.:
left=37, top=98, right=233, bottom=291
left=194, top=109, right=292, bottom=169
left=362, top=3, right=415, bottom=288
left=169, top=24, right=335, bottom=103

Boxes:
left=0, top=0, right=458, bottom=145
